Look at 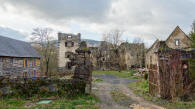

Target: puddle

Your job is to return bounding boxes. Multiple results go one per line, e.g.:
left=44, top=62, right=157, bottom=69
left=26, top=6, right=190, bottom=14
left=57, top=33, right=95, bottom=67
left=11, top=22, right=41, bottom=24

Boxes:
left=37, top=100, right=52, bottom=104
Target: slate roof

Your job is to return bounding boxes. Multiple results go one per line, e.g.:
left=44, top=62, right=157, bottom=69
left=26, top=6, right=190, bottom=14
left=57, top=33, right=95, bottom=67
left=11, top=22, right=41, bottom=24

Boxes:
left=0, top=35, right=41, bottom=58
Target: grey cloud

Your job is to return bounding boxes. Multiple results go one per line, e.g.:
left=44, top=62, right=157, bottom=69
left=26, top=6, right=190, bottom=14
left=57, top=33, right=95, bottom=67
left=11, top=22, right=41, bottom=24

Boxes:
left=2, top=0, right=112, bottom=23
left=0, top=0, right=195, bottom=47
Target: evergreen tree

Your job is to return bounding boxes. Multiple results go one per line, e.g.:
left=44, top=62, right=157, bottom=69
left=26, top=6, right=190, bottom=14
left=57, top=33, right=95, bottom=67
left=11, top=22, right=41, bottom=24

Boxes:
left=189, top=21, right=195, bottom=48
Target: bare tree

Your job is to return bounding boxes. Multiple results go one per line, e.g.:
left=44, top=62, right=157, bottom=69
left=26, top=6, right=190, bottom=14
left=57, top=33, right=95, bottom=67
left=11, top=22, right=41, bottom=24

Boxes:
left=102, top=29, right=123, bottom=49
left=31, top=27, right=56, bottom=76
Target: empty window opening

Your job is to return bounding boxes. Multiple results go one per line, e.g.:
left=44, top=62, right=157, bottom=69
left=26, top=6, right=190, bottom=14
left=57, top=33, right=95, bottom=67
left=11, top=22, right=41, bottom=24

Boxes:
left=72, top=42, right=74, bottom=47
left=68, top=35, right=72, bottom=38
left=175, top=39, right=180, bottom=46
left=150, top=56, right=152, bottom=64
left=65, top=41, right=74, bottom=47
left=65, top=42, right=68, bottom=47
left=67, top=62, right=72, bottom=69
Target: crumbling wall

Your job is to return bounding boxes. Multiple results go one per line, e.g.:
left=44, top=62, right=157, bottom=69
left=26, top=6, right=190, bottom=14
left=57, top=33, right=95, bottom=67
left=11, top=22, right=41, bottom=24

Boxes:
left=149, top=50, right=194, bottom=100
left=89, top=42, right=145, bottom=70
left=58, top=33, right=81, bottom=72
left=70, top=41, right=93, bottom=93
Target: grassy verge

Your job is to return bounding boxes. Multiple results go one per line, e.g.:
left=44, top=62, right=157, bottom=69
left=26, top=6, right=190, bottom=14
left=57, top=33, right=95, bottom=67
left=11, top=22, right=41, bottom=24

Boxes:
left=93, top=70, right=140, bottom=79
left=0, top=94, right=99, bottom=109
left=129, top=79, right=195, bottom=109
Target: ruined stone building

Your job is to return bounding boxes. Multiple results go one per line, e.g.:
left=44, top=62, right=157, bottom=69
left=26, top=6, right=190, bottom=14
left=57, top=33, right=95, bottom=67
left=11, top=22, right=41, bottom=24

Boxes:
left=0, top=36, right=41, bottom=78
left=146, top=26, right=191, bottom=68
left=146, top=26, right=195, bottom=100
left=89, top=41, right=145, bottom=70
left=58, top=33, right=145, bottom=71
left=58, top=33, right=81, bottom=72
left=119, top=42, right=145, bottom=69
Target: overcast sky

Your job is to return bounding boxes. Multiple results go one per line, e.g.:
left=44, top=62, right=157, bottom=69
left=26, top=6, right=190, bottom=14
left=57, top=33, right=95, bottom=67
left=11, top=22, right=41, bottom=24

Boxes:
left=0, top=0, right=195, bottom=47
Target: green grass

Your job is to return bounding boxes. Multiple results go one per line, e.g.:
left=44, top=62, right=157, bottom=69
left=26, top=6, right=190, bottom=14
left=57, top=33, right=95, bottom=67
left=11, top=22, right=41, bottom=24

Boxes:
left=129, top=79, right=195, bottom=109
left=93, top=70, right=140, bottom=79
left=93, top=78, right=103, bottom=82
left=110, top=90, right=129, bottom=102
left=0, top=98, right=26, bottom=109
left=129, top=79, right=149, bottom=98
left=110, top=89, right=136, bottom=106
left=0, top=94, right=99, bottom=109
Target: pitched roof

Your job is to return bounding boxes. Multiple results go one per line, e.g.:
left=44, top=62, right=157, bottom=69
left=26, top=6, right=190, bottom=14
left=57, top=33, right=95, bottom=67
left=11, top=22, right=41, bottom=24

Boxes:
left=146, top=39, right=159, bottom=53
left=166, top=26, right=191, bottom=42
left=0, top=35, right=41, bottom=58
left=147, top=26, right=191, bottom=53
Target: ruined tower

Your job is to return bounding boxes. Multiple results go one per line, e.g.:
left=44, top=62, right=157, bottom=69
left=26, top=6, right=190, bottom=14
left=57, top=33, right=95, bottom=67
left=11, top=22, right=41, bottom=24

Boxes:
left=58, top=33, right=81, bottom=72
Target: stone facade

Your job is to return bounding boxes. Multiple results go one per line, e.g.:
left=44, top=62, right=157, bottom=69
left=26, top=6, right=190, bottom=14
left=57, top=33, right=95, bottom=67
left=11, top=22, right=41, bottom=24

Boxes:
left=0, top=57, right=40, bottom=78
left=57, top=33, right=145, bottom=71
left=146, top=26, right=191, bottom=69
left=58, top=33, right=81, bottom=72
left=166, top=26, right=191, bottom=49
left=145, top=40, right=159, bottom=69
left=89, top=41, right=145, bottom=70
left=119, top=42, right=145, bottom=69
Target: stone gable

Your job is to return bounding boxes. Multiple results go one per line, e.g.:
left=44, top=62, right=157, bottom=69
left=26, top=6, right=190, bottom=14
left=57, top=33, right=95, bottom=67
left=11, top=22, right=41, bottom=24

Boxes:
left=165, top=26, right=191, bottom=49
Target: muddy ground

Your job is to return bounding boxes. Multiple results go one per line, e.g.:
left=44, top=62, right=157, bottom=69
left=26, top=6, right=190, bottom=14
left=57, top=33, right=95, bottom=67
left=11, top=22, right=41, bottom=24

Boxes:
left=92, top=74, right=165, bottom=109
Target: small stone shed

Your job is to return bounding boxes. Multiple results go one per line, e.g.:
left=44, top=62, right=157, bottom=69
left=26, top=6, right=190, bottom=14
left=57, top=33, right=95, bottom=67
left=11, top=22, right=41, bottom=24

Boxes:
left=149, top=41, right=195, bottom=100
left=0, top=36, right=41, bottom=78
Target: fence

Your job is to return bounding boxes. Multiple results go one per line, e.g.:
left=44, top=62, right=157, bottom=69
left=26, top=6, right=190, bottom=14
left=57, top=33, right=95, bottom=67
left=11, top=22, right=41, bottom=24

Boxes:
left=149, top=50, right=195, bottom=100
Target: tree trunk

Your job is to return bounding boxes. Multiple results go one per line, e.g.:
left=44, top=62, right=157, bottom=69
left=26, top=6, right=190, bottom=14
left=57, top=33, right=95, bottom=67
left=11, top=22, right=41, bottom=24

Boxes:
left=46, top=61, right=49, bottom=76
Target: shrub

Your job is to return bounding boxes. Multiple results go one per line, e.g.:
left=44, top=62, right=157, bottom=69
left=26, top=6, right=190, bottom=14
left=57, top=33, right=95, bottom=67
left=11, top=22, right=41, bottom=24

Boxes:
left=144, top=73, right=148, bottom=80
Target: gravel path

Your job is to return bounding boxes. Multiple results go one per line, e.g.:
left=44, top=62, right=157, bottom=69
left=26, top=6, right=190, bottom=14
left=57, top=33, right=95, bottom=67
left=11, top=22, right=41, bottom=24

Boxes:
left=92, top=74, right=165, bottom=109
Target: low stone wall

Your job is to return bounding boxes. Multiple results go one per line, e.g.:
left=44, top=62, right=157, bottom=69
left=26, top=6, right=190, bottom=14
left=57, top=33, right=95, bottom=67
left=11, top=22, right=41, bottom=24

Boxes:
left=0, top=76, right=86, bottom=98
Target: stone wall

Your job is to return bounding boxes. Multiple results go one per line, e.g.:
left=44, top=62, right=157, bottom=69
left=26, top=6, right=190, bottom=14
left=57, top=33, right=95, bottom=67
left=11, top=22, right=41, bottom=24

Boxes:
left=89, top=42, right=145, bottom=70
left=58, top=33, right=81, bottom=72
left=145, top=41, right=159, bottom=69
left=165, top=27, right=190, bottom=49
left=0, top=77, right=86, bottom=97
left=119, top=42, right=145, bottom=69
left=69, top=41, right=93, bottom=93
left=0, top=57, right=41, bottom=78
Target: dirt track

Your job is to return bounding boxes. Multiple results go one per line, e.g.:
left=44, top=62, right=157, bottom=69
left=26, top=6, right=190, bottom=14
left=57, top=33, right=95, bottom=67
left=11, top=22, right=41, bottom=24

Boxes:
left=92, top=74, right=165, bottom=109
